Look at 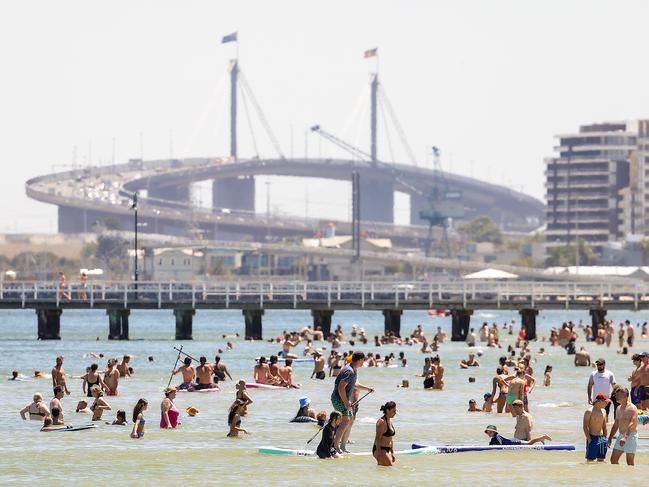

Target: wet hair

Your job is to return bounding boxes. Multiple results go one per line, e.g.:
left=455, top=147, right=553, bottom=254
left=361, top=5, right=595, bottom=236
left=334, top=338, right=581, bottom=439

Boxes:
left=116, top=410, right=126, bottom=422
left=53, top=386, right=63, bottom=395
left=183, top=357, right=191, bottom=366
left=200, top=356, right=207, bottom=364
left=51, top=407, right=60, bottom=418
left=228, top=399, right=246, bottom=425
left=214, top=356, right=221, bottom=363
left=90, top=363, right=98, bottom=371
left=380, top=401, right=396, bottom=414
left=132, top=399, right=148, bottom=423
left=270, top=355, right=278, bottom=364
left=328, top=411, right=342, bottom=424
left=544, top=365, right=552, bottom=373
left=496, top=367, right=503, bottom=375
left=285, top=359, right=293, bottom=366
left=43, top=417, right=53, bottom=427
left=258, top=356, right=266, bottom=364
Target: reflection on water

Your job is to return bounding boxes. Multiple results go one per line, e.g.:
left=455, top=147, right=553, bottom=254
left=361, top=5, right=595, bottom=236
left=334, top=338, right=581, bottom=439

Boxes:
left=0, top=308, right=648, bottom=483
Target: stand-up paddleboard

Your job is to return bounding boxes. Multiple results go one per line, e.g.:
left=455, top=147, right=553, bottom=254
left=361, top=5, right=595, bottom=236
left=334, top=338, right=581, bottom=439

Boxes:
left=245, top=383, right=286, bottom=390
left=176, top=388, right=220, bottom=393
left=411, top=443, right=575, bottom=453
left=290, top=416, right=318, bottom=423
left=43, top=424, right=97, bottom=432
left=255, top=357, right=314, bottom=363
left=259, top=446, right=438, bottom=456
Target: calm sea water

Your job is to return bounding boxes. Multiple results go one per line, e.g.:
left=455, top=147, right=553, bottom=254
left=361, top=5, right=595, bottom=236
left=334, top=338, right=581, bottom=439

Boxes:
left=1, top=308, right=647, bottom=485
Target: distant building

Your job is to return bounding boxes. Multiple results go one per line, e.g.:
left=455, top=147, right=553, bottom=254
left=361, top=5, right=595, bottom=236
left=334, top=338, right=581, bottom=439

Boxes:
left=544, top=120, right=649, bottom=250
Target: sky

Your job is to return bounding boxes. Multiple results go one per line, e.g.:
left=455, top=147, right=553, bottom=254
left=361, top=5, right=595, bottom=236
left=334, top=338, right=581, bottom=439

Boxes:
left=2, top=1, right=649, bottom=233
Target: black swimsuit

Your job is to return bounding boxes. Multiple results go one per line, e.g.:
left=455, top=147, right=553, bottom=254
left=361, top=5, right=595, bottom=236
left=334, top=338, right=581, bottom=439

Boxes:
left=373, top=416, right=395, bottom=454
left=86, top=376, right=100, bottom=397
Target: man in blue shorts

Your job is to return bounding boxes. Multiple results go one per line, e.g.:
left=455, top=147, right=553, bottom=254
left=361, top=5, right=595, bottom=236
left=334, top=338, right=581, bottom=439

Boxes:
left=583, top=393, right=609, bottom=462
left=331, top=351, right=373, bottom=454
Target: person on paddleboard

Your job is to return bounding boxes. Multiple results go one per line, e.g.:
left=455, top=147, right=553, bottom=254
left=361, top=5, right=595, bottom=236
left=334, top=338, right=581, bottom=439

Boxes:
left=173, top=357, right=196, bottom=390
left=195, top=356, right=217, bottom=390
left=331, top=351, right=373, bottom=454
left=484, top=424, right=550, bottom=446
left=316, top=411, right=342, bottom=459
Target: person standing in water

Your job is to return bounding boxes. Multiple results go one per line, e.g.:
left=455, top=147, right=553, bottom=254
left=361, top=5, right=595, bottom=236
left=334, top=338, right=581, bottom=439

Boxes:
left=89, top=385, right=111, bottom=421
left=235, top=380, right=253, bottom=406
left=331, top=351, right=373, bottom=454
left=608, top=387, right=638, bottom=466
left=583, top=394, right=609, bottom=462
left=51, top=356, right=70, bottom=396
left=227, top=399, right=249, bottom=437
left=212, top=356, right=233, bottom=384
left=117, top=356, right=132, bottom=378
left=316, top=411, right=342, bottom=459
left=130, top=398, right=147, bottom=439
left=311, top=350, right=326, bottom=380
left=50, top=386, right=65, bottom=423
left=373, top=401, right=397, bottom=466
left=20, top=393, right=50, bottom=421
left=160, top=386, right=179, bottom=429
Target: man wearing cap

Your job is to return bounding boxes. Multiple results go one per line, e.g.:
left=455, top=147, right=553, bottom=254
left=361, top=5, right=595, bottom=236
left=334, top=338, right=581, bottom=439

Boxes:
left=331, top=351, right=373, bottom=454
left=587, top=358, right=615, bottom=419
left=583, top=393, right=609, bottom=462
left=311, top=350, right=326, bottom=380
left=484, top=424, right=550, bottom=446
left=608, top=387, right=638, bottom=466
left=628, top=354, right=643, bottom=406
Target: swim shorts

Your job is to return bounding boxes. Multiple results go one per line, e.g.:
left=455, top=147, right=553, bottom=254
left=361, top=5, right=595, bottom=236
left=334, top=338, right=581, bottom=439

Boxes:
left=331, top=396, right=353, bottom=416
left=505, top=394, right=516, bottom=405
left=178, top=381, right=193, bottom=390
left=585, top=435, right=607, bottom=460
left=627, top=336, right=634, bottom=347
left=194, top=383, right=214, bottom=390
left=640, top=385, right=649, bottom=401
left=630, top=386, right=641, bottom=405
left=315, top=371, right=325, bottom=380
left=613, top=432, right=638, bottom=454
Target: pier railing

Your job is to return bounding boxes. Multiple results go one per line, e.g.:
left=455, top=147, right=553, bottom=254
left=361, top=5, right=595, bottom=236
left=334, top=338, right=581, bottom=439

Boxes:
left=1, top=280, right=649, bottom=310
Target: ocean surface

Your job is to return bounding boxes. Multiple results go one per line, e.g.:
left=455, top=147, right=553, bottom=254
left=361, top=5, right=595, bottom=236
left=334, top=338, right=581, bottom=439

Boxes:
left=1, top=308, right=648, bottom=485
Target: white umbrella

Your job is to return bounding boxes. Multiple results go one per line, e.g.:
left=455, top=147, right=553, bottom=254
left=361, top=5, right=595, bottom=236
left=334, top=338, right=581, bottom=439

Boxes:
left=463, top=268, right=519, bottom=280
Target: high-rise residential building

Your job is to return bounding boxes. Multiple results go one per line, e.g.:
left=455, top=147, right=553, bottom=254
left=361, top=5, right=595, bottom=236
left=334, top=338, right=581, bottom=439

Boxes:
left=544, top=121, right=649, bottom=250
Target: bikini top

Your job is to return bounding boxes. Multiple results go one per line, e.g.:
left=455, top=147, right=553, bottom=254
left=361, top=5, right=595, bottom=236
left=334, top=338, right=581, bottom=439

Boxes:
left=382, top=416, right=395, bottom=437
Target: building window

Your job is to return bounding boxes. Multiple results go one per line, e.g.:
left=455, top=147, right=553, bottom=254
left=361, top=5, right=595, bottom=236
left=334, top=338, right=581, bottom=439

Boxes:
left=171, top=259, right=175, bottom=266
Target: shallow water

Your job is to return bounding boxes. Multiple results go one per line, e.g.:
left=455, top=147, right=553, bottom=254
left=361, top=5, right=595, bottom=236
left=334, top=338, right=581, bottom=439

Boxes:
left=1, top=308, right=648, bottom=485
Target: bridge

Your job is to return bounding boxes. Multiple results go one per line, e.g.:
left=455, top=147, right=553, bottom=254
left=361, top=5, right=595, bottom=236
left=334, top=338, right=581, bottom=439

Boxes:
left=26, top=54, right=543, bottom=247
left=2, top=280, right=643, bottom=341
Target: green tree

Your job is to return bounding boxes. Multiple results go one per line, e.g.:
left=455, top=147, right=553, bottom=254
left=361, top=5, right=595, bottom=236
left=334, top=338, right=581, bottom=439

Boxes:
left=457, top=215, right=503, bottom=244
left=95, top=235, right=130, bottom=274
left=545, top=240, right=597, bottom=267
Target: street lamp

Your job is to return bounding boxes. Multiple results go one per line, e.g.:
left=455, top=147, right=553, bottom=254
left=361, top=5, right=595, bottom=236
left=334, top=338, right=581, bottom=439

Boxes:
left=130, top=192, right=138, bottom=286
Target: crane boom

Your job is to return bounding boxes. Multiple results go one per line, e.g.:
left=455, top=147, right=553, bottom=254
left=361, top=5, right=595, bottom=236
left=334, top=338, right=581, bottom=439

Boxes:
left=309, top=125, right=374, bottom=162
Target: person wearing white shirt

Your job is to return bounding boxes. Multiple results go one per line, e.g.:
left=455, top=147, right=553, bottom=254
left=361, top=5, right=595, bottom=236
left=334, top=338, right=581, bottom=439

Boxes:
left=587, top=358, right=616, bottom=420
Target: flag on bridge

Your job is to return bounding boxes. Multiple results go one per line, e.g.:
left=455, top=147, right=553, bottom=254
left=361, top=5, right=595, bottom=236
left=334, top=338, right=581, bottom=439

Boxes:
left=364, top=48, right=378, bottom=58
left=222, top=32, right=238, bottom=44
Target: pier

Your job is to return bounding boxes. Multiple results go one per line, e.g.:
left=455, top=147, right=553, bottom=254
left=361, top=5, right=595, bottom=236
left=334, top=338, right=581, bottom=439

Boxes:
left=1, top=280, right=647, bottom=340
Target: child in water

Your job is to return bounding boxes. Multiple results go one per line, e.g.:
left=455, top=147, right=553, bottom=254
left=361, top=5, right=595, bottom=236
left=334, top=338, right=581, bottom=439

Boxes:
left=109, top=410, right=127, bottom=425
left=316, top=411, right=342, bottom=459
left=543, top=365, right=552, bottom=387
left=130, top=399, right=147, bottom=438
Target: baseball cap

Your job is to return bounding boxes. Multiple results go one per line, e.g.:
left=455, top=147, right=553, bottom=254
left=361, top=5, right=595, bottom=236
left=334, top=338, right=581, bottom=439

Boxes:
left=484, top=424, right=498, bottom=433
left=594, top=393, right=610, bottom=403
left=595, top=358, right=605, bottom=364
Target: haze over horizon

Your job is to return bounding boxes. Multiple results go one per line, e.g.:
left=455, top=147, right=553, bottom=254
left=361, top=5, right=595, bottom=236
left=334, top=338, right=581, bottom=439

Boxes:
left=2, top=1, right=649, bottom=233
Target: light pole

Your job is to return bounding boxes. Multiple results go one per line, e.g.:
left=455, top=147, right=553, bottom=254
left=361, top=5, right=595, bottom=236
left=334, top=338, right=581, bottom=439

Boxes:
left=130, top=192, right=138, bottom=286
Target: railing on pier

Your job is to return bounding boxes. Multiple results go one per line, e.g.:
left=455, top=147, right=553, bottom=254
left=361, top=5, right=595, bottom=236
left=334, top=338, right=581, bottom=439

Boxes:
left=1, top=280, right=649, bottom=310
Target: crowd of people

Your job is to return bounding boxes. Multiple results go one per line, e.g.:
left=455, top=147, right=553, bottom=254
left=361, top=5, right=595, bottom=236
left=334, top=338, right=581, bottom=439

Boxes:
left=11, top=316, right=649, bottom=466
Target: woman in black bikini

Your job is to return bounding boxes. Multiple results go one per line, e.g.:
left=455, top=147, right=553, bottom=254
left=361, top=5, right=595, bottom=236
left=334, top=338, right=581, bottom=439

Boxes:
left=373, top=401, right=397, bottom=466
left=227, top=399, right=249, bottom=437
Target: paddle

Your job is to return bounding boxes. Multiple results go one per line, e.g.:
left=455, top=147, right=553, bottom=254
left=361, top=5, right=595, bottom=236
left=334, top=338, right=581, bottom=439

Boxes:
left=306, top=389, right=374, bottom=445
left=167, top=345, right=183, bottom=388
left=173, top=346, right=199, bottom=362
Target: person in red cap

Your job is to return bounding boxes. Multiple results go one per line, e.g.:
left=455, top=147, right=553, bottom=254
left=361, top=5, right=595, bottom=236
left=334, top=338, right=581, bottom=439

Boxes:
left=583, top=393, right=609, bottom=462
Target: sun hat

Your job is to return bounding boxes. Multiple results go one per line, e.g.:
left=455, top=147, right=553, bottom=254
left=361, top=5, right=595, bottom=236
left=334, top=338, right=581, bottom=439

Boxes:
left=235, top=380, right=247, bottom=391
left=163, top=386, right=177, bottom=395
left=185, top=406, right=199, bottom=417
left=484, top=424, right=498, bottom=434
left=299, top=396, right=311, bottom=408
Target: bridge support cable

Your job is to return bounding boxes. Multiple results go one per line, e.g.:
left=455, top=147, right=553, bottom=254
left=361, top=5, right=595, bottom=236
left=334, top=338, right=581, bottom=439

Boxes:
left=351, top=171, right=361, bottom=261
left=238, top=71, right=285, bottom=159
left=239, top=81, right=260, bottom=158
left=378, top=84, right=418, bottom=167
left=370, top=74, right=378, bottom=162
left=378, top=95, right=396, bottom=162
left=229, top=60, right=238, bottom=159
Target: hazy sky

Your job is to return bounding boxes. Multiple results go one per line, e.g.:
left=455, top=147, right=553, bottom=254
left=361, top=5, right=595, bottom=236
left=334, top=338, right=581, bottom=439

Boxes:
left=2, top=1, right=649, bottom=233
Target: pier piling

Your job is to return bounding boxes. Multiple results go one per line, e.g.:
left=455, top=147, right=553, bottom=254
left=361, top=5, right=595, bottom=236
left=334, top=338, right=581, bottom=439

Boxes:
left=311, top=309, right=334, bottom=337
left=243, top=308, right=264, bottom=340
left=519, top=308, right=539, bottom=341
left=451, top=309, right=473, bottom=341
left=174, top=309, right=195, bottom=340
left=36, top=308, right=62, bottom=340
left=383, top=309, right=403, bottom=337
left=107, top=309, right=130, bottom=340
